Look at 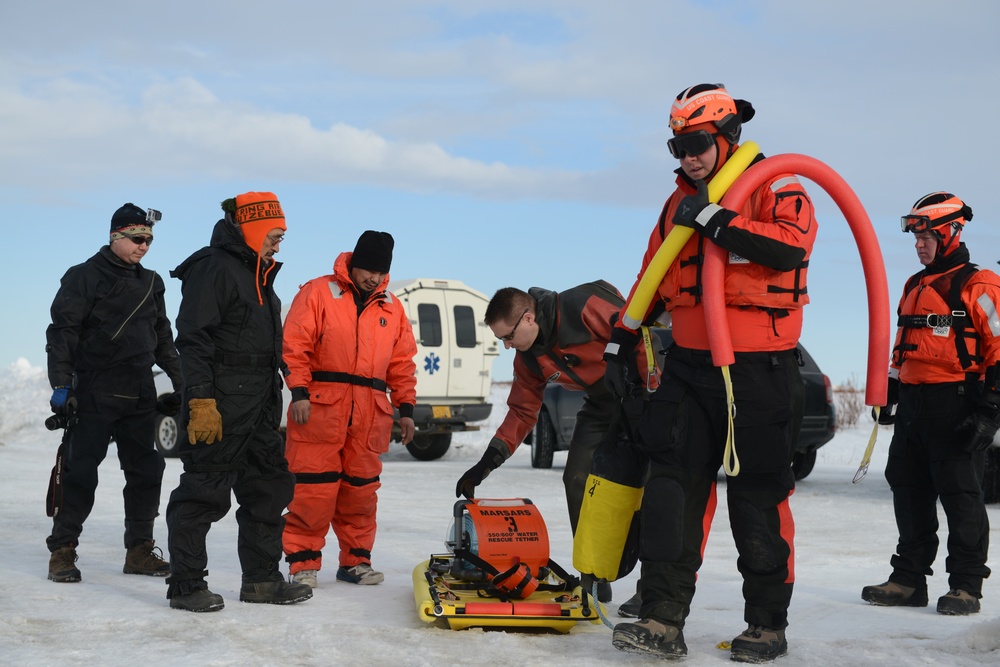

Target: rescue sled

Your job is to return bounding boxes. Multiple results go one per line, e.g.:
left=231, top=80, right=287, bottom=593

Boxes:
left=413, top=498, right=604, bottom=632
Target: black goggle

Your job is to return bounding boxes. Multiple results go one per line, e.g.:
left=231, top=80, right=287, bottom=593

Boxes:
left=667, top=130, right=717, bottom=159
left=900, top=210, right=964, bottom=234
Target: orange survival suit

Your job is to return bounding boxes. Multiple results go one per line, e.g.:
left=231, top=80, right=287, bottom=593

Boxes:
left=281, top=252, right=417, bottom=576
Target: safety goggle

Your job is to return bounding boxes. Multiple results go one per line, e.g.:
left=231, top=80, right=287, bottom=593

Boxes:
left=667, top=130, right=717, bottom=159
left=900, top=210, right=964, bottom=234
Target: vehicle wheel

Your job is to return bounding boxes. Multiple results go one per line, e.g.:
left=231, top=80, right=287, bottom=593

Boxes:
left=406, top=433, right=451, bottom=461
left=154, top=412, right=181, bottom=458
left=532, top=409, right=556, bottom=469
left=792, top=449, right=817, bottom=481
left=983, top=447, right=1000, bottom=504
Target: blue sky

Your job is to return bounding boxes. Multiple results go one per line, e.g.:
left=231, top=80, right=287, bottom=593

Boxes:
left=3, top=1, right=999, bottom=387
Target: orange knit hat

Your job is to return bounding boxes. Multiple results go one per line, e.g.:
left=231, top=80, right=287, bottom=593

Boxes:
left=233, top=192, right=286, bottom=253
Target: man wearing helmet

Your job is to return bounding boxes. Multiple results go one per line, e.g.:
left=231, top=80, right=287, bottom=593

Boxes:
left=605, top=83, right=817, bottom=662
left=862, top=193, right=1000, bottom=616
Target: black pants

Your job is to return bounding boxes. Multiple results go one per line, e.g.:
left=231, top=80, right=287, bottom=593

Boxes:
left=637, top=346, right=801, bottom=630
left=563, top=392, right=644, bottom=535
left=165, top=414, right=294, bottom=597
left=885, top=382, right=990, bottom=596
left=46, top=401, right=162, bottom=552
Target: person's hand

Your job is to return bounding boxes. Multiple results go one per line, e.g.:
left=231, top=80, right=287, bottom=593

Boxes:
left=455, top=440, right=508, bottom=499
left=603, top=328, right=639, bottom=399
left=871, top=377, right=900, bottom=425
left=290, top=399, right=311, bottom=425
left=672, top=179, right=712, bottom=231
left=187, top=398, right=223, bottom=445
left=957, top=393, right=1000, bottom=452
left=156, top=391, right=182, bottom=417
left=50, top=386, right=77, bottom=415
left=399, top=417, right=415, bottom=445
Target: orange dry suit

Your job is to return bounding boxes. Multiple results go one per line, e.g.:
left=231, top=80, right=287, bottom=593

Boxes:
left=618, top=160, right=817, bottom=351
left=891, top=252, right=1000, bottom=385
left=281, top=252, right=417, bottom=574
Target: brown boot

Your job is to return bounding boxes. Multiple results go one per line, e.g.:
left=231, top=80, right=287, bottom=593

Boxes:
left=612, top=618, right=687, bottom=659
left=936, top=589, right=981, bottom=615
left=730, top=625, right=788, bottom=663
left=861, top=580, right=928, bottom=607
left=48, top=545, right=81, bottom=583
left=123, top=540, right=170, bottom=576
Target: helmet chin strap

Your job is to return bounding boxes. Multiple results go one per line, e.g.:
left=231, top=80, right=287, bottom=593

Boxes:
left=709, top=135, right=736, bottom=180
left=935, top=223, right=962, bottom=258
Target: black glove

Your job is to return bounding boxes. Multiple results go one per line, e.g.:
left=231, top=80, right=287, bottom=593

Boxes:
left=957, top=393, right=1000, bottom=452
left=673, top=179, right=711, bottom=230
left=156, top=390, right=182, bottom=417
left=603, top=328, right=639, bottom=399
left=871, top=376, right=900, bottom=425
left=50, top=386, right=77, bottom=415
left=456, top=439, right=508, bottom=499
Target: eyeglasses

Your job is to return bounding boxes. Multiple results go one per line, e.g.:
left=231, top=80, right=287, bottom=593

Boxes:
left=497, top=308, right=529, bottom=342
left=265, top=234, right=285, bottom=245
left=125, top=235, right=153, bottom=246
left=667, top=130, right=717, bottom=159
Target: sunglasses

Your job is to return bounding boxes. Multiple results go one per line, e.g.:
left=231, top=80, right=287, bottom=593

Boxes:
left=667, top=130, right=717, bottom=159
left=125, top=235, right=153, bottom=246
left=497, top=308, right=529, bottom=342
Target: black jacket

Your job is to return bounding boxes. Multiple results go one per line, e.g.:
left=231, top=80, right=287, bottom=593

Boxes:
left=46, top=246, right=182, bottom=392
left=171, top=218, right=285, bottom=433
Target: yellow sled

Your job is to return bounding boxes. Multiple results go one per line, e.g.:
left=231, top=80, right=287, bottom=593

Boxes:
left=412, top=498, right=604, bottom=632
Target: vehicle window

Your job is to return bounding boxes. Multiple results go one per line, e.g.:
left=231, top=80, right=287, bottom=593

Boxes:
left=418, top=303, right=442, bottom=347
left=454, top=305, right=477, bottom=348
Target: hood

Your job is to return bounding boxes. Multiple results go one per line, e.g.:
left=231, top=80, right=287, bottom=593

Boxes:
left=526, top=286, right=558, bottom=352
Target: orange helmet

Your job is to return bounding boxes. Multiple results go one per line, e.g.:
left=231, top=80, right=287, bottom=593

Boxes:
left=901, top=191, right=972, bottom=257
left=669, top=83, right=753, bottom=142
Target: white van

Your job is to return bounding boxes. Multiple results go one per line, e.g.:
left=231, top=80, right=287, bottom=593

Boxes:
left=154, top=278, right=499, bottom=461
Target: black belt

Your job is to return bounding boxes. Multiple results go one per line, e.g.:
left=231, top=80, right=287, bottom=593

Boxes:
left=898, top=312, right=966, bottom=328
left=311, top=371, right=387, bottom=392
left=214, top=352, right=276, bottom=368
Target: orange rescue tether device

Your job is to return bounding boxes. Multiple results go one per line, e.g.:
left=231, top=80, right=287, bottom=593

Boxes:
left=413, top=498, right=604, bottom=632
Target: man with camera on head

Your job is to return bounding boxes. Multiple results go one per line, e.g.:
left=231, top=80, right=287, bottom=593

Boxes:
left=45, top=203, right=183, bottom=583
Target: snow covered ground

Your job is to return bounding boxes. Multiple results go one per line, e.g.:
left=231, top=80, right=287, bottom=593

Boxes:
left=1, top=358, right=998, bottom=666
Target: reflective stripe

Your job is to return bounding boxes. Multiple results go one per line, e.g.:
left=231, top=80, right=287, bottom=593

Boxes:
left=977, top=293, right=1000, bottom=337
left=604, top=342, right=621, bottom=356
left=695, top=203, right=723, bottom=227
left=771, top=176, right=800, bottom=192
left=328, top=283, right=344, bottom=299
left=621, top=314, right=642, bottom=330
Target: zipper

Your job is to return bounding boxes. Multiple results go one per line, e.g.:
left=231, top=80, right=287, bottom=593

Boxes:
left=111, top=273, right=155, bottom=341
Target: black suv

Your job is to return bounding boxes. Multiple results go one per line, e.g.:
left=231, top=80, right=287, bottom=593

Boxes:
left=525, top=330, right=837, bottom=481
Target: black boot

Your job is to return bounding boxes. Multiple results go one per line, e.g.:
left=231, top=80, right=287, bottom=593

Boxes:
left=240, top=580, right=313, bottom=604
left=170, top=588, right=225, bottom=612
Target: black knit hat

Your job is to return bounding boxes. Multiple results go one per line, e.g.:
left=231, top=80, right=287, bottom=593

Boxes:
left=351, top=230, right=394, bottom=273
left=110, top=203, right=150, bottom=232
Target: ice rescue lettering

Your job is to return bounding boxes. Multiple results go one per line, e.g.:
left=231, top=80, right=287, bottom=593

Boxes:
left=486, top=530, right=540, bottom=544
left=236, top=201, right=283, bottom=223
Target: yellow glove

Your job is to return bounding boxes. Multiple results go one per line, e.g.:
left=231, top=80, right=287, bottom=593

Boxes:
left=187, top=398, right=223, bottom=445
